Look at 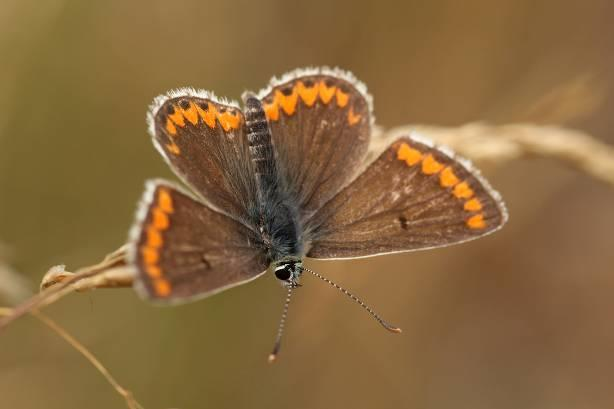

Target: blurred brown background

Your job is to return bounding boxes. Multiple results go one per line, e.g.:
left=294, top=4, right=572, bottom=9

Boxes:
left=1, top=0, right=614, bottom=408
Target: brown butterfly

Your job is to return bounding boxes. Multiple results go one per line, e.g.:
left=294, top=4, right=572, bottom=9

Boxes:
left=129, top=67, right=508, bottom=361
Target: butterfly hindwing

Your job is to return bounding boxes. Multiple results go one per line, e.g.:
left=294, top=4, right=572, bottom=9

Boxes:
left=149, top=90, right=259, bottom=224
left=307, top=135, right=508, bottom=259
left=130, top=180, right=269, bottom=303
left=257, top=68, right=372, bottom=221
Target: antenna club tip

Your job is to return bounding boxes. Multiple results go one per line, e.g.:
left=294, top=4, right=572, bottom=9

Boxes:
left=390, top=327, right=403, bottom=334
left=268, top=353, right=277, bottom=363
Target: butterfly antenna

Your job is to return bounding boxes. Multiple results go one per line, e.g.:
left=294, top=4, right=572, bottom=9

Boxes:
left=268, top=285, right=294, bottom=363
left=300, top=266, right=402, bottom=334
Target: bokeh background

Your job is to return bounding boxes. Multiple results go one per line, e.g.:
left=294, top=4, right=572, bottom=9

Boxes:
left=2, top=1, right=614, bottom=408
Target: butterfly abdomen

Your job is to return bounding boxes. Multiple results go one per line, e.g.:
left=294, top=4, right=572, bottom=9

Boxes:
left=244, top=95, right=276, bottom=189
left=244, top=95, right=303, bottom=261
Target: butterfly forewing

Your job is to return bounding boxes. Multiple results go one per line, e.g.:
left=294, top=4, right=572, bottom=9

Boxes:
left=257, top=68, right=372, bottom=221
left=131, top=181, right=269, bottom=303
left=307, top=136, right=508, bottom=259
left=150, top=91, right=259, bottom=225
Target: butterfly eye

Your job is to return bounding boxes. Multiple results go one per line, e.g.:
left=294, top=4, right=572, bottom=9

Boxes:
left=274, top=265, right=292, bottom=281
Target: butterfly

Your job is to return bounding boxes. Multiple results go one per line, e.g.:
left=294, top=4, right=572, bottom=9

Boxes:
left=129, top=67, right=508, bottom=360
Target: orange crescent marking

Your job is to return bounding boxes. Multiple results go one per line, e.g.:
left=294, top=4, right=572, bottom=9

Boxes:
left=347, top=107, right=361, bottom=125
left=421, top=154, right=444, bottom=175
left=152, top=208, right=169, bottom=230
left=168, top=107, right=185, bottom=127
left=276, top=89, right=298, bottom=116
left=467, top=214, right=486, bottom=229
left=181, top=102, right=199, bottom=125
left=165, top=118, right=177, bottom=135
left=158, top=188, right=174, bottom=213
left=145, top=264, right=162, bottom=279
left=146, top=226, right=163, bottom=248
left=336, top=89, right=349, bottom=108
left=453, top=181, right=474, bottom=199
left=195, top=103, right=214, bottom=129
left=217, top=111, right=241, bottom=131
left=196, top=102, right=217, bottom=128
left=439, top=167, right=460, bottom=187
left=154, top=279, right=171, bottom=297
left=264, top=102, right=279, bottom=121
left=318, top=81, right=336, bottom=104
left=297, top=81, right=318, bottom=106
left=397, top=142, right=422, bottom=166
left=217, top=111, right=231, bottom=131
left=166, top=142, right=180, bottom=155
left=228, top=112, right=241, bottom=129
left=464, top=198, right=483, bottom=212
left=141, top=246, right=159, bottom=265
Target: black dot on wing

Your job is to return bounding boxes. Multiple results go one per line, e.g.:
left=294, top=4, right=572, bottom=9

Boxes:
left=198, top=102, right=209, bottom=111
left=303, top=78, right=314, bottom=87
left=281, top=86, right=293, bottom=96
left=218, top=106, right=227, bottom=113
left=324, top=78, right=335, bottom=87
left=179, top=99, right=190, bottom=109
left=165, top=104, right=175, bottom=114
left=398, top=216, right=409, bottom=230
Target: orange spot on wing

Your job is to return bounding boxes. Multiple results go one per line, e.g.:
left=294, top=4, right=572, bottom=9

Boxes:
left=464, top=198, right=483, bottom=212
left=276, top=89, right=298, bottom=116
left=141, top=246, right=159, bottom=265
left=264, top=102, right=279, bottom=121
left=347, top=107, right=361, bottom=125
left=181, top=102, right=199, bottom=125
left=297, top=81, right=318, bottom=106
left=168, top=106, right=185, bottom=127
left=453, top=181, right=474, bottom=199
left=467, top=214, right=486, bottom=229
left=336, top=88, right=349, bottom=107
left=165, top=118, right=177, bottom=135
left=166, top=143, right=180, bottom=155
left=158, top=188, right=174, bottom=213
left=397, top=142, right=422, bottom=166
left=439, top=167, right=460, bottom=187
left=145, top=264, right=162, bottom=278
left=146, top=226, right=163, bottom=248
left=230, top=112, right=240, bottom=128
left=217, top=111, right=240, bottom=131
left=318, top=81, right=336, bottom=104
left=152, top=208, right=169, bottom=230
left=195, top=103, right=216, bottom=128
left=154, top=279, right=171, bottom=297
left=421, top=154, right=444, bottom=174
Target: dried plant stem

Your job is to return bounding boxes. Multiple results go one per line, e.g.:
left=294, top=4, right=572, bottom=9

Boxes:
left=0, top=245, right=132, bottom=332
left=378, top=122, right=614, bottom=186
left=0, top=308, right=144, bottom=409
left=1, top=123, right=614, bottom=334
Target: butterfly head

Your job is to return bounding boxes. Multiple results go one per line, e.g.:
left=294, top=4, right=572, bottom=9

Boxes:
left=273, top=259, right=303, bottom=287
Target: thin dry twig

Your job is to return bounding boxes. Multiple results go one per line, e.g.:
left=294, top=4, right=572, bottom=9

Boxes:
left=0, top=308, right=144, bottom=409
left=0, top=245, right=131, bottom=332
left=377, top=122, right=614, bottom=186
left=1, top=123, right=614, bottom=333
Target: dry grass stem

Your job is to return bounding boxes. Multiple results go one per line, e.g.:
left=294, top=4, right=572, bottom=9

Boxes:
left=376, top=122, right=614, bottom=186
left=1, top=123, right=613, bottom=334
left=0, top=245, right=132, bottom=332
left=0, top=308, right=144, bottom=409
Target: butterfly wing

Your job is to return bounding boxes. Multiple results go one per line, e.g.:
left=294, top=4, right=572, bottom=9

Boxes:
left=148, top=89, right=259, bottom=224
left=256, top=68, right=372, bottom=221
left=307, top=135, right=508, bottom=259
left=130, top=180, right=269, bottom=303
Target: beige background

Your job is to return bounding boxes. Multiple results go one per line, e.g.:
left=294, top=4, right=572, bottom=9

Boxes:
left=1, top=0, right=614, bottom=408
